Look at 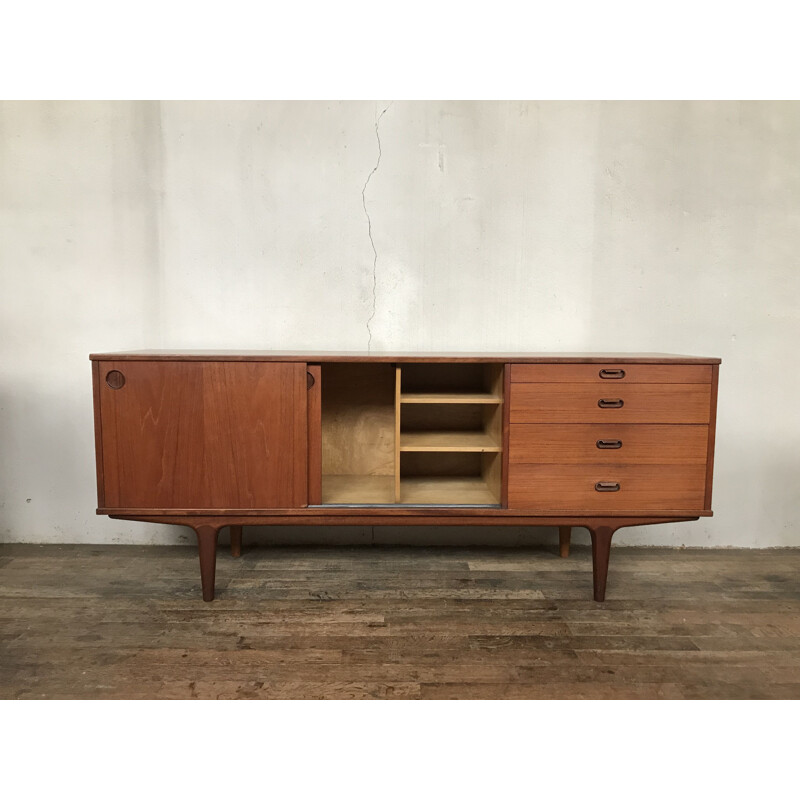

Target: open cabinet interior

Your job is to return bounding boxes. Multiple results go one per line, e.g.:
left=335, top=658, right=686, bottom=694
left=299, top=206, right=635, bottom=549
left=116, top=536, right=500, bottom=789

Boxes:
left=320, top=362, right=504, bottom=506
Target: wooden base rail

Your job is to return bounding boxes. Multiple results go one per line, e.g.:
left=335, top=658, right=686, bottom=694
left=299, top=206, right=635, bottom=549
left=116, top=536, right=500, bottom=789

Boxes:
left=113, top=515, right=697, bottom=603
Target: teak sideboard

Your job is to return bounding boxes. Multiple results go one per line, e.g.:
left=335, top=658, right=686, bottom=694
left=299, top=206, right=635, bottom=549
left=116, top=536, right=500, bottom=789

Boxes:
left=90, top=351, right=720, bottom=602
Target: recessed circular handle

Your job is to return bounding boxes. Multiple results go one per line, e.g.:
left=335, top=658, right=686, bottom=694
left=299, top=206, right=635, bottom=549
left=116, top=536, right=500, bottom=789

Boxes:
left=595, top=481, right=620, bottom=492
left=106, top=370, right=125, bottom=389
left=307, top=371, right=316, bottom=390
left=599, top=369, right=625, bottom=379
left=596, top=439, right=622, bottom=449
left=598, top=398, right=624, bottom=409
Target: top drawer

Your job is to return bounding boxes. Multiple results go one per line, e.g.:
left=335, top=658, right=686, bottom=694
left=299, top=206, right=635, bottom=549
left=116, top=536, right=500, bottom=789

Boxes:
left=510, top=364, right=712, bottom=384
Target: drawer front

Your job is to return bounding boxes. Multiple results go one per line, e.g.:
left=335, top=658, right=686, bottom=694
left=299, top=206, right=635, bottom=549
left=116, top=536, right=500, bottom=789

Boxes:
left=509, top=383, right=711, bottom=424
left=510, top=424, right=709, bottom=465
left=508, top=464, right=707, bottom=511
left=510, top=364, right=712, bottom=384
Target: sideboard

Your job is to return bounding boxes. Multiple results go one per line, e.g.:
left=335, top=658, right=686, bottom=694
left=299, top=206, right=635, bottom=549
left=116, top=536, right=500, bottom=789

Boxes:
left=90, top=351, right=720, bottom=602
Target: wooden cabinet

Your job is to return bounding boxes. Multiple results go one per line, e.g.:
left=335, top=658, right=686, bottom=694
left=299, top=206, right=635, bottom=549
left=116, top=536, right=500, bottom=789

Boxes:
left=90, top=352, right=720, bottom=603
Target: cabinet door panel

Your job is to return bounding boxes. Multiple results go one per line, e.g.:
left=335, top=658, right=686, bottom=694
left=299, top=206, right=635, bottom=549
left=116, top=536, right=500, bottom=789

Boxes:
left=98, top=361, right=307, bottom=509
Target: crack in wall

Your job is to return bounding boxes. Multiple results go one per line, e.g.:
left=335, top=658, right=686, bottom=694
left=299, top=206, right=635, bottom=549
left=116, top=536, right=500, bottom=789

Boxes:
left=361, top=102, right=392, bottom=352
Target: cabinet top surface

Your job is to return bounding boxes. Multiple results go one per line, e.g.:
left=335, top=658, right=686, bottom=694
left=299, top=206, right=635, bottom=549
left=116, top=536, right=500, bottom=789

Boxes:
left=90, top=350, right=721, bottom=364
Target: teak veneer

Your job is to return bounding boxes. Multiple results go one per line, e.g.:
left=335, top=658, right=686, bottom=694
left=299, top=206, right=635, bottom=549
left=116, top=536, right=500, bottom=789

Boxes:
left=90, top=351, right=721, bottom=602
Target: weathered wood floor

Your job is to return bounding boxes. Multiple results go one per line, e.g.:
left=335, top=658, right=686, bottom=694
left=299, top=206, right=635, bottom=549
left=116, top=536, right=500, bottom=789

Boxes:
left=1, top=543, right=798, bottom=699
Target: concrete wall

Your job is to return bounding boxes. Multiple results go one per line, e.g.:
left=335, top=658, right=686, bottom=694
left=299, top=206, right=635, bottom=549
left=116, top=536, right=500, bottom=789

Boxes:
left=1, top=100, right=798, bottom=547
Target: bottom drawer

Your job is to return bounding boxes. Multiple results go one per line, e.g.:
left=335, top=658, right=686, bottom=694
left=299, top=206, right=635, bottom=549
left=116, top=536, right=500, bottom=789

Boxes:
left=508, top=464, right=706, bottom=511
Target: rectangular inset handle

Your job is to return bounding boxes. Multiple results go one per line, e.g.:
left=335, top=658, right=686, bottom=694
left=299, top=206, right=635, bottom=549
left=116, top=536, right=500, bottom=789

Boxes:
left=599, top=369, right=625, bottom=379
left=596, top=439, right=622, bottom=449
left=595, top=481, right=620, bottom=492
left=598, top=398, right=624, bottom=408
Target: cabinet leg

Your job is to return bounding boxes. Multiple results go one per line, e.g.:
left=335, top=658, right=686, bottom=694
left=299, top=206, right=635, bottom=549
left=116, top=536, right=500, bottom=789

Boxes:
left=558, top=526, right=571, bottom=558
left=230, top=525, right=243, bottom=558
left=588, top=525, right=616, bottom=602
left=194, top=525, right=220, bottom=602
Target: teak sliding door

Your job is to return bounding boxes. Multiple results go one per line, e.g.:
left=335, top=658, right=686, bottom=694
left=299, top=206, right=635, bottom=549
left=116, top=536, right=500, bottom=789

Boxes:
left=96, top=360, right=308, bottom=509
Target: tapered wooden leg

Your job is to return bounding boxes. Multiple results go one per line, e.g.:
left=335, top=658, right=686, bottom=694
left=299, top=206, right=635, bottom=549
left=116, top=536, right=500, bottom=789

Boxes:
left=230, top=525, right=243, bottom=558
left=194, top=525, right=220, bottom=602
left=588, top=525, right=616, bottom=602
left=558, top=526, right=571, bottom=558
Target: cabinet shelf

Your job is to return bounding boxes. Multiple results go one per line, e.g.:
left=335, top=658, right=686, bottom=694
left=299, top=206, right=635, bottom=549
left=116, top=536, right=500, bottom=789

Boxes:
left=400, top=477, right=499, bottom=505
left=399, top=431, right=502, bottom=452
left=321, top=475, right=395, bottom=505
left=400, top=392, right=502, bottom=404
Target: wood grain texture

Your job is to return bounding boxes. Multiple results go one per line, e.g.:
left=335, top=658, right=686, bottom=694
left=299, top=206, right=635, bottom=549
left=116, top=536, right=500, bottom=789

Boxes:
left=98, top=360, right=308, bottom=509
left=508, top=464, right=707, bottom=511
left=395, top=366, right=402, bottom=503
left=90, top=351, right=722, bottom=364
left=306, top=365, right=322, bottom=505
left=510, top=364, right=712, bottom=384
left=91, top=361, right=106, bottom=508
left=399, top=431, right=502, bottom=452
left=2, top=544, right=797, bottom=699
left=559, top=526, right=571, bottom=558
left=705, top=364, right=720, bottom=510
left=501, top=364, right=511, bottom=508
left=400, top=392, right=502, bottom=404
left=106, top=508, right=710, bottom=520
left=509, top=424, right=709, bottom=465
left=509, top=383, right=712, bottom=424
left=321, top=363, right=395, bottom=477
left=399, top=477, right=498, bottom=505
left=195, top=525, right=220, bottom=602
left=230, top=525, right=242, bottom=558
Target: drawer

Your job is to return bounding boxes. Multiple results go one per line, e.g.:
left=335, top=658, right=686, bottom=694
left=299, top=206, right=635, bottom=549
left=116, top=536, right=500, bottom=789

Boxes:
left=510, top=424, right=709, bottom=465
left=508, top=464, right=707, bottom=511
left=510, top=364, right=712, bottom=384
left=509, top=383, right=711, bottom=424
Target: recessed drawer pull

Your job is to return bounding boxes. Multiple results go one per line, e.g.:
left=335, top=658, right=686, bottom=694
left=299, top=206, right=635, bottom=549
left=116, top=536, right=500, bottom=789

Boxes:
left=106, top=370, right=125, bottom=389
left=595, top=481, right=621, bottom=492
left=597, top=398, right=624, bottom=409
left=599, top=369, right=626, bottom=379
left=596, top=439, right=622, bottom=449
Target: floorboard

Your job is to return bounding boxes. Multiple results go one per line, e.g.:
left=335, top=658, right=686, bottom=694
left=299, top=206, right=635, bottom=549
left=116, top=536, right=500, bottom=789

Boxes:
left=1, top=543, right=798, bottom=699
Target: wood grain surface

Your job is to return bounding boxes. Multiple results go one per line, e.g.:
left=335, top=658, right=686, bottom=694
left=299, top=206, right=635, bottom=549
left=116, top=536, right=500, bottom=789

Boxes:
left=1, top=543, right=797, bottom=699
left=98, top=361, right=308, bottom=509
left=90, top=351, right=722, bottom=364
left=509, top=383, right=712, bottom=424
left=509, top=424, right=709, bottom=465
left=510, top=364, right=712, bottom=384
left=508, top=464, right=707, bottom=511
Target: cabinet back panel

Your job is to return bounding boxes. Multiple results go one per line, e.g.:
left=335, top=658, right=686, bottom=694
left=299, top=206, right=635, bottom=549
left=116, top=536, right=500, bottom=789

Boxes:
left=321, top=363, right=395, bottom=476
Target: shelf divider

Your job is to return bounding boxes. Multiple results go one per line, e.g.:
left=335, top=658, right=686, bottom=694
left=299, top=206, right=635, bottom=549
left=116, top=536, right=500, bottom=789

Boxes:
left=394, top=365, right=402, bottom=503
left=400, top=392, right=502, bottom=404
left=399, top=431, right=502, bottom=452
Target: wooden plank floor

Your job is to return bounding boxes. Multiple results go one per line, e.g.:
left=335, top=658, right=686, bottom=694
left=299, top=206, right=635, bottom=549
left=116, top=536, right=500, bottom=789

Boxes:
left=1, top=543, right=799, bottom=699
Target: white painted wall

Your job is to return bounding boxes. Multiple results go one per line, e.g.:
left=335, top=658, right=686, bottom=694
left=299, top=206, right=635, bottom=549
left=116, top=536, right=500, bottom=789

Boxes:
left=1, top=101, right=798, bottom=547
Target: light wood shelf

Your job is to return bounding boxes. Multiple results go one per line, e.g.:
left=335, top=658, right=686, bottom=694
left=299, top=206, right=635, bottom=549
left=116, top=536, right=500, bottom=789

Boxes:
left=399, top=477, right=499, bottom=505
left=400, top=392, right=502, bottom=404
left=321, top=475, right=395, bottom=504
left=399, top=431, right=502, bottom=452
